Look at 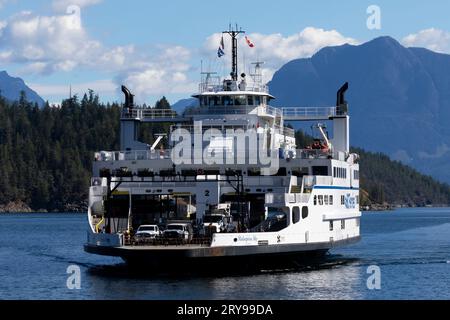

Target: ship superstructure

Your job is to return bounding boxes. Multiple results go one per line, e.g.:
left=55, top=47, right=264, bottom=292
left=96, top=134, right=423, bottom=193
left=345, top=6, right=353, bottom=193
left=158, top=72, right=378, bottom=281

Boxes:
left=85, top=26, right=361, bottom=270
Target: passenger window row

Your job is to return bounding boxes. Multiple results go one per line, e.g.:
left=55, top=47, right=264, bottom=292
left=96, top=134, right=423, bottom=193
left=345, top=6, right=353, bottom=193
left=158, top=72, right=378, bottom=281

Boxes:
left=313, top=195, right=333, bottom=206
left=333, top=167, right=347, bottom=179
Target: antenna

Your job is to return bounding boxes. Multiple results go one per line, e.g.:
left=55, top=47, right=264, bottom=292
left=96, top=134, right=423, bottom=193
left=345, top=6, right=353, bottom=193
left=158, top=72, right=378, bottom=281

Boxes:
left=223, top=25, right=245, bottom=81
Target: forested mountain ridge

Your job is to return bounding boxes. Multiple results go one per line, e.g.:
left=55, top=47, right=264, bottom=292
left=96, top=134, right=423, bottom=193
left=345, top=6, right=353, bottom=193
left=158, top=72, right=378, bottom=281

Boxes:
left=1, top=92, right=449, bottom=212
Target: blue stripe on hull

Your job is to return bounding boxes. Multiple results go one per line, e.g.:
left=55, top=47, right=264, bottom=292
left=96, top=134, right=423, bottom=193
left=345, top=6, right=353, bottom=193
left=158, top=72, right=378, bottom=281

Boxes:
left=313, top=186, right=358, bottom=190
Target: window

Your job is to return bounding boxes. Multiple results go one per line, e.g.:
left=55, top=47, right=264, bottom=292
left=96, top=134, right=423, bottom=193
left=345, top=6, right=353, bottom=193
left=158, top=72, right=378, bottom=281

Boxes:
left=329, top=195, right=334, bottom=205
left=272, top=167, right=287, bottom=176
left=292, top=167, right=308, bottom=177
left=354, top=170, right=359, bottom=180
left=313, top=195, right=317, bottom=206
left=318, top=195, right=324, bottom=205
left=312, top=166, right=328, bottom=176
left=222, top=96, right=233, bottom=106
left=356, top=195, right=359, bottom=205
left=341, top=219, right=346, bottom=229
left=248, top=96, right=254, bottom=105
left=292, top=207, right=300, bottom=224
left=329, top=221, right=334, bottom=231
left=333, top=167, right=336, bottom=177
left=302, top=206, right=309, bottom=219
left=324, top=195, right=329, bottom=205
left=234, top=95, right=247, bottom=106
left=341, top=195, right=345, bottom=205
left=255, top=96, right=261, bottom=105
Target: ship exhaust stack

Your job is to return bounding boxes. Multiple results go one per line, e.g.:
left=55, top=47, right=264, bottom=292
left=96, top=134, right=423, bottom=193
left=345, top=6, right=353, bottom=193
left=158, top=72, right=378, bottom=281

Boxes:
left=121, top=85, right=134, bottom=110
left=120, top=85, right=148, bottom=151
left=332, top=82, right=350, bottom=155
left=336, top=82, right=349, bottom=107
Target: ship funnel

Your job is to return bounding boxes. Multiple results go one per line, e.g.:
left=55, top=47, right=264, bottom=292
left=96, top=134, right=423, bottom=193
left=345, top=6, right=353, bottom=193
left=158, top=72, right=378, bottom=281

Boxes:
left=336, top=82, right=349, bottom=106
left=121, top=85, right=134, bottom=108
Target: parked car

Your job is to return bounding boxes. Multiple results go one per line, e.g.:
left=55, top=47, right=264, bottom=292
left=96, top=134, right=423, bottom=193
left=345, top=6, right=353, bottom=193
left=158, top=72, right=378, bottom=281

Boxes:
left=163, top=223, right=193, bottom=241
left=133, top=232, right=153, bottom=244
left=135, top=225, right=161, bottom=238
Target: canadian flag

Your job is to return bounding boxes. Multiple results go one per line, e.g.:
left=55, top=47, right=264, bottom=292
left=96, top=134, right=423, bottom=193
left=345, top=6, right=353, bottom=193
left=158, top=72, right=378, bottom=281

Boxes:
left=245, top=36, right=255, bottom=48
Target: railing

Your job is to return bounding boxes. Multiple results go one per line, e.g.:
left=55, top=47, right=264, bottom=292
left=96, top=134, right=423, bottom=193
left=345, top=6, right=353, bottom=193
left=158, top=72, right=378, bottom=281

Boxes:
left=297, top=149, right=332, bottom=159
left=303, top=175, right=333, bottom=188
left=122, top=108, right=178, bottom=120
left=198, top=82, right=269, bottom=94
left=94, top=150, right=171, bottom=162
left=257, top=105, right=282, bottom=118
left=185, top=106, right=254, bottom=115
left=131, top=237, right=212, bottom=247
left=95, top=147, right=333, bottom=162
left=265, top=192, right=311, bottom=204
left=282, top=107, right=338, bottom=120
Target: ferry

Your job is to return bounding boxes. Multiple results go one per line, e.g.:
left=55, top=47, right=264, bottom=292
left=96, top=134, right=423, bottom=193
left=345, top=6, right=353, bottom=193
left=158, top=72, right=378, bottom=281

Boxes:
left=84, top=26, right=361, bottom=271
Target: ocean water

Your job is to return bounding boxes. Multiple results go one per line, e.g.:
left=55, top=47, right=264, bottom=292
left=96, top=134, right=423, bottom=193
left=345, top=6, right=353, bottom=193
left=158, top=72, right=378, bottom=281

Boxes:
left=0, top=208, right=449, bottom=300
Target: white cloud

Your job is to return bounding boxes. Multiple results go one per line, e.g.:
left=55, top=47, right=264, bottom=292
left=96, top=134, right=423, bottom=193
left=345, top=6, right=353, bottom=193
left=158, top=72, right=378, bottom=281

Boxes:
left=0, top=10, right=102, bottom=73
left=1, top=6, right=358, bottom=104
left=402, top=28, right=450, bottom=53
left=52, top=0, right=102, bottom=12
left=203, top=27, right=358, bottom=82
left=0, top=8, right=193, bottom=102
left=117, top=45, right=195, bottom=103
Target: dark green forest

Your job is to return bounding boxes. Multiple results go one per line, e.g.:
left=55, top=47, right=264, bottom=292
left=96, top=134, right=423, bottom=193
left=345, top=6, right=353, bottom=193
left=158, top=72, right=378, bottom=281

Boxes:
left=0, top=91, right=449, bottom=212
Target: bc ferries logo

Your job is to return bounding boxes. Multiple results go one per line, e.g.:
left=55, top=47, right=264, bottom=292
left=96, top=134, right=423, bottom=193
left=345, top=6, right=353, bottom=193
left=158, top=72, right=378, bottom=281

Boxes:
left=344, top=193, right=356, bottom=209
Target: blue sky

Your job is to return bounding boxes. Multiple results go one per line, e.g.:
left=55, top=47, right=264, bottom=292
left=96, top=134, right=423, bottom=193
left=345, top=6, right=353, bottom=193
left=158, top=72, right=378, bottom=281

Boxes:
left=1, top=0, right=450, bottom=105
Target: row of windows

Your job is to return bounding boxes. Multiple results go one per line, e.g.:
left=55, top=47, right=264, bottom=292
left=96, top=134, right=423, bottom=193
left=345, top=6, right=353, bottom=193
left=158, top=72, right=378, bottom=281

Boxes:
left=199, top=95, right=268, bottom=107
left=333, top=167, right=347, bottom=179
left=315, top=194, right=361, bottom=206
left=313, top=195, right=334, bottom=206
left=292, top=206, right=309, bottom=224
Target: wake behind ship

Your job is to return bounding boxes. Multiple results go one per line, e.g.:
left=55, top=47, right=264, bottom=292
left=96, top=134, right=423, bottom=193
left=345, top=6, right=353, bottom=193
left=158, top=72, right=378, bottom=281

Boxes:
left=84, top=26, right=361, bottom=271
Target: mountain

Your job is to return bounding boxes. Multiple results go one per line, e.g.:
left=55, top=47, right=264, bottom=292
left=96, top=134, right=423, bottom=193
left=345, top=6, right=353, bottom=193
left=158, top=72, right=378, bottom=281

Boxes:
left=269, top=36, right=450, bottom=183
left=0, top=71, right=45, bottom=106
left=171, top=98, right=197, bottom=114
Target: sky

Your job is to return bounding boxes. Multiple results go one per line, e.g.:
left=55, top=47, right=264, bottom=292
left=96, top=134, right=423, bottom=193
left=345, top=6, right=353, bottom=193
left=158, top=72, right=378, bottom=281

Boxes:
left=1, top=0, right=450, bottom=105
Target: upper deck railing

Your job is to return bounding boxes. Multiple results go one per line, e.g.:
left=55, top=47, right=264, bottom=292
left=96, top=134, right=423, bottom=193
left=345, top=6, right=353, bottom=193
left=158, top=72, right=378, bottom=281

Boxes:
left=94, top=148, right=332, bottom=163
left=121, top=108, right=181, bottom=121
left=121, top=105, right=344, bottom=122
left=198, top=82, right=269, bottom=94
left=282, top=107, right=338, bottom=121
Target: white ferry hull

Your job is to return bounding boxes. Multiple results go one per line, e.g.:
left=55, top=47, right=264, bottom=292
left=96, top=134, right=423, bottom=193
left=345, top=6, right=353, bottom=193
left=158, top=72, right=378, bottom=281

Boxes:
left=84, top=235, right=360, bottom=271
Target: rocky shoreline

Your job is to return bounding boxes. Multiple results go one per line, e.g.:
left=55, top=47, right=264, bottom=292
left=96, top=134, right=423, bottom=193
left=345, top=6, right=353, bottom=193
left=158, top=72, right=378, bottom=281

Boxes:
left=0, top=201, right=87, bottom=213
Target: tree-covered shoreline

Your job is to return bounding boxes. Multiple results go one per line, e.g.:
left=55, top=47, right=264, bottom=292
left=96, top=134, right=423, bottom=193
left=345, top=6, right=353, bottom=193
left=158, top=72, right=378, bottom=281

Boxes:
left=1, top=91, right=450, bottom=212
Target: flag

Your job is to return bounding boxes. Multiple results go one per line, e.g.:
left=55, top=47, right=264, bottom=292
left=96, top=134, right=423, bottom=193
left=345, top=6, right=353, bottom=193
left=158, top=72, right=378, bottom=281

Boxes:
left=245, top=36, right=254, bottom=48
left=217, top=46, right=225, bottom=58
